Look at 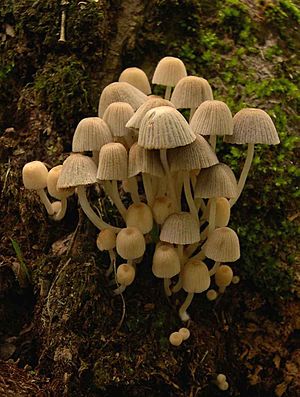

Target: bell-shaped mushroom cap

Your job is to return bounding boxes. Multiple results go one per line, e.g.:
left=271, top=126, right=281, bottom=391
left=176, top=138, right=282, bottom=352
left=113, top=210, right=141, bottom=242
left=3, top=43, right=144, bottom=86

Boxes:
left=57, top=153, right=97, bottom=189
left=96, top=229, right=116, bottom=251
left=152, top=244, right=181, bottom=278
left=119, top=67, right=151, bottom=95
left=47, top=165, right=74, bottom=199
left=72, top=117, right=113, bottom=152
left=190, top=100, right=233, bottom=136
left=98, top=82, right=148, bottom=117
left=126, top=97, right=175, bottom=130
left=152, top=196, right=174, bottom=225
left=152, top=56, right=187, bottom=87
left=169, top=135, right=219, bottom=172
left=194, top=163, right=238, bottom=198
left=116, top=226, right=146, bottom=259
left=126, top=203, right=153, bottom=234
left=117, top=263, right=136, bottom=286
left=160, top=212, right=200, bottom=245
left=138, top=106, right=196, bottom=149
left=103, top=102, right=134, bottom=138
left=215, top=265, right=233, bottom=288
left=171, top=76, right=213, bottom=109
left=22, top=161, right=49, bottom=190
left=204, top=197, right=231, bottom=227
left=128, top=143, right=164, bottom=178
left=97, top=142, right=128, bottom=181
left=224, top=108, right=280, bottom=144
left=182, top=259, right=210, bottom=293
left=202, top=227, right=240, bottom=262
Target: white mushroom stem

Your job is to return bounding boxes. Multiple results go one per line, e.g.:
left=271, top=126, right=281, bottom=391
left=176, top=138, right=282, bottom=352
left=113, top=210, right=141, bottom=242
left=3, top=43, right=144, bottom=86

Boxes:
left=184, top=242, right=200, bottom=258
left=189, top=107, right=197, bottom=123
left=77, top=185, right=120, bottom=232
left=183, top=172, right=198, bottom=221
left=190, top=250, right=206, bottom=262
left=106, top=249, right=116, bottom=277
left=126, top=177, right=140, bottom=204
left=201, top=224, right=209, bottom=241
left=209, top=135, right=217, bottom=151
left=172, top=245, right=184, bottom=293
left=208, top=197, right=216, bottom=234
left=179, top=292, right=194, bottom=322
left=230, top=143, right=255, bottom=207
left=160, top=149, right=179, bottom=211
left=163, top=278, right=172, bottom=297
left=58, top=9, right=66, bottom=42
left=195, top=197, right=206, bottom=214
left=103, top=180, right=127, bottom=221
left=209, top=261, right=220, bottom=276
left=37, top=189, right=55, bottom=216
left=52, top=199, right=67, bottom=221
left=176, top=172, right=184, bottom=210
left=113, top=284, right=126, bottom=294
left=142, top=173, right=154, bottom=206
left=164, top=86, right=172, bottom=100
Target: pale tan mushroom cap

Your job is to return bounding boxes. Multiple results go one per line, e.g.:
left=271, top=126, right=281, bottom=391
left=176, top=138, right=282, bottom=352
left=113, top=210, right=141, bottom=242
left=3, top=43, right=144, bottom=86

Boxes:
left=47, top=165, right=74, bottom=199
left=119, top=67, right=151, bottom=95
left=117, top=263, right=136, bottom=286
left=224, top=108, right=280, bottom=144
left=152, top=56, right=187, bottom=87
left=171, top=76, right=213, bottom=109
left=72, top=117, right=112, bottom=152
left=126, top=97, right=175, bottom=129
left=98, top=82, right=148, bottom=117
left=96, top=229, right=116, bottom=251
left=103, top=102, right=134, bottom=137
left=203, top=227, right=240, bottom=262
left=178, top=327, right=190, bottom=341
left=128, top=143, right=164, bottom=178
left=204, top=197, right=231, bottom=227
left=138, top=106, right=196, bottom=149
left=116, top=227, right=146, bottom=260
left=152, top=244, right=180, bottom=278
left=126, top=203, right=153, bottom=234
left=97, top=142, right=128, bottom=181
left=190, top=100, right=233, bottom=136
left=169, top=332, right=183, bottom=346
left=22, top=161, right=49, bottom=190
left=215, top=265, right=234, bottom=287
left=57, top=153, right=97, bottom=189
left=152, top=196, right=174, bottom=225
left=194, top=163, right=238, bottom=198
left=182, top=259, right=210, bottom=293
left=169, top=135, right=219, bottom=172
left=160, top=212, right=200, bottom=245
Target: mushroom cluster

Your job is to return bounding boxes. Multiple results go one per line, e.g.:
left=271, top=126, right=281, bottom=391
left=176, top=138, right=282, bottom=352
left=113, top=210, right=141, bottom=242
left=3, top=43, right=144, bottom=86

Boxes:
left=22, top=56, right=280, bottom=323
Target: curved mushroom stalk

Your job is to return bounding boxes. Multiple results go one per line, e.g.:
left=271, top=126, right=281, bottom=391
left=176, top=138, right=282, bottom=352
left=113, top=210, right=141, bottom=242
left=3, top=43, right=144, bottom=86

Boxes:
left=172, top=245, right=184, bottom=293
left=179, top=292, right=194, bottom=322
left=164, top=86, right=172, bottom=100
left=51, top=199, right=68, bottom=221
left=103, top=180, right=127, bottom=221
left=230, top=143, right=255, bottom=207
left=209, top=261, right=220, bottom=276
left=36, top=189, right=55, bottom=216
left=163, top=278, right=172, bottom=297
left=123, top=177, right=140, bottom=204
left=113, top=261, right=135, bottom=295
left=142, top=173, right=154, bottom=206
left=160, top=149, right=179, bottom=212
left=106, top=249, right=116, bottom=277
left=183, top=172, right=198, bottom=222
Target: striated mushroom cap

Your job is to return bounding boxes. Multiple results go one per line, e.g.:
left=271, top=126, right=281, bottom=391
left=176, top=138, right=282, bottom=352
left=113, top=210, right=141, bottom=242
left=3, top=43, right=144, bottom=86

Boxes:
left=138, top=106, right=196, bottom=149
left=169, top=135, right=219, bottom=172
left=126, top=97, right=175, bottom=130
left=160, top=212, right=200, bottom=245
left=224, top=108, right=280, bottom=144
left=103, top=102, right=134, bottom=138
left=203, top=227, right=240, bottom=262
left=72, top=117, right=112, bottom=152
left=128, top=143, right=164, bottom=178
left=171, top=76, right=213, bottom=109
left=116, top=226, right=146, bottom=260
left=190, top=100, right=233, bottom=136
left=22, top=161, right=49, bottom=190
left=126, top=203, right=153, bottom=234
left=57, top=153, right=97, bottom=189
left=152, top=244, right=180, bottom=278
left=97, top=142, right=128, bottom=181
left=119, top=67, right=151, bottom=95
left=152, top=56, right=187, bottom=87
left=98, top=82, right=148, bottom=117
left=47, top=165, right=74, bottom=199
left=194, top=163, right=238, bottom=198
left=182, top=259, right=210, bottom=293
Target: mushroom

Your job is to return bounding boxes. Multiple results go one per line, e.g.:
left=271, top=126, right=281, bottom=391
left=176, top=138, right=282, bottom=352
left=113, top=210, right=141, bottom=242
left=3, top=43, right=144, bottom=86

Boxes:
left=215, top=265, right=233, bottom=293
left=22, top=161, right=54, bottom=216
left=152, top=243, right=181, bottom=296
left=152, top=56, right=187, bottom=100
left=171, top=76, right=213, bottom=121
left=224, top=108, right=280, bottom=207
left=151, top=196, right=174, bottom=226
left=203, top=197, right=231, bottom=229
left=206, top=289, right=218, bottom=301
left=190, top=100, right=233, bottom=150
left=126, top=202, right=153, bottom=235
left=119, top=67, right=151, bottom=95
left=169, top=331, right=183, bottom=346
left=114, top=263, right=136, bottom=294
left=96, top=228, right=117, bottom=276
left=116, top=226, right=146, bottom=262
left=178, top=327, right=190, bottom=341
left=57, top=153, right=120, bottom=232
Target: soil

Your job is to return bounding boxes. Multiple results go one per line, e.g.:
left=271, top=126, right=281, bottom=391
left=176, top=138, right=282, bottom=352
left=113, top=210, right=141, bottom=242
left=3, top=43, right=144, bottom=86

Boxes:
left=0, top=0, right=299, bottom=396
